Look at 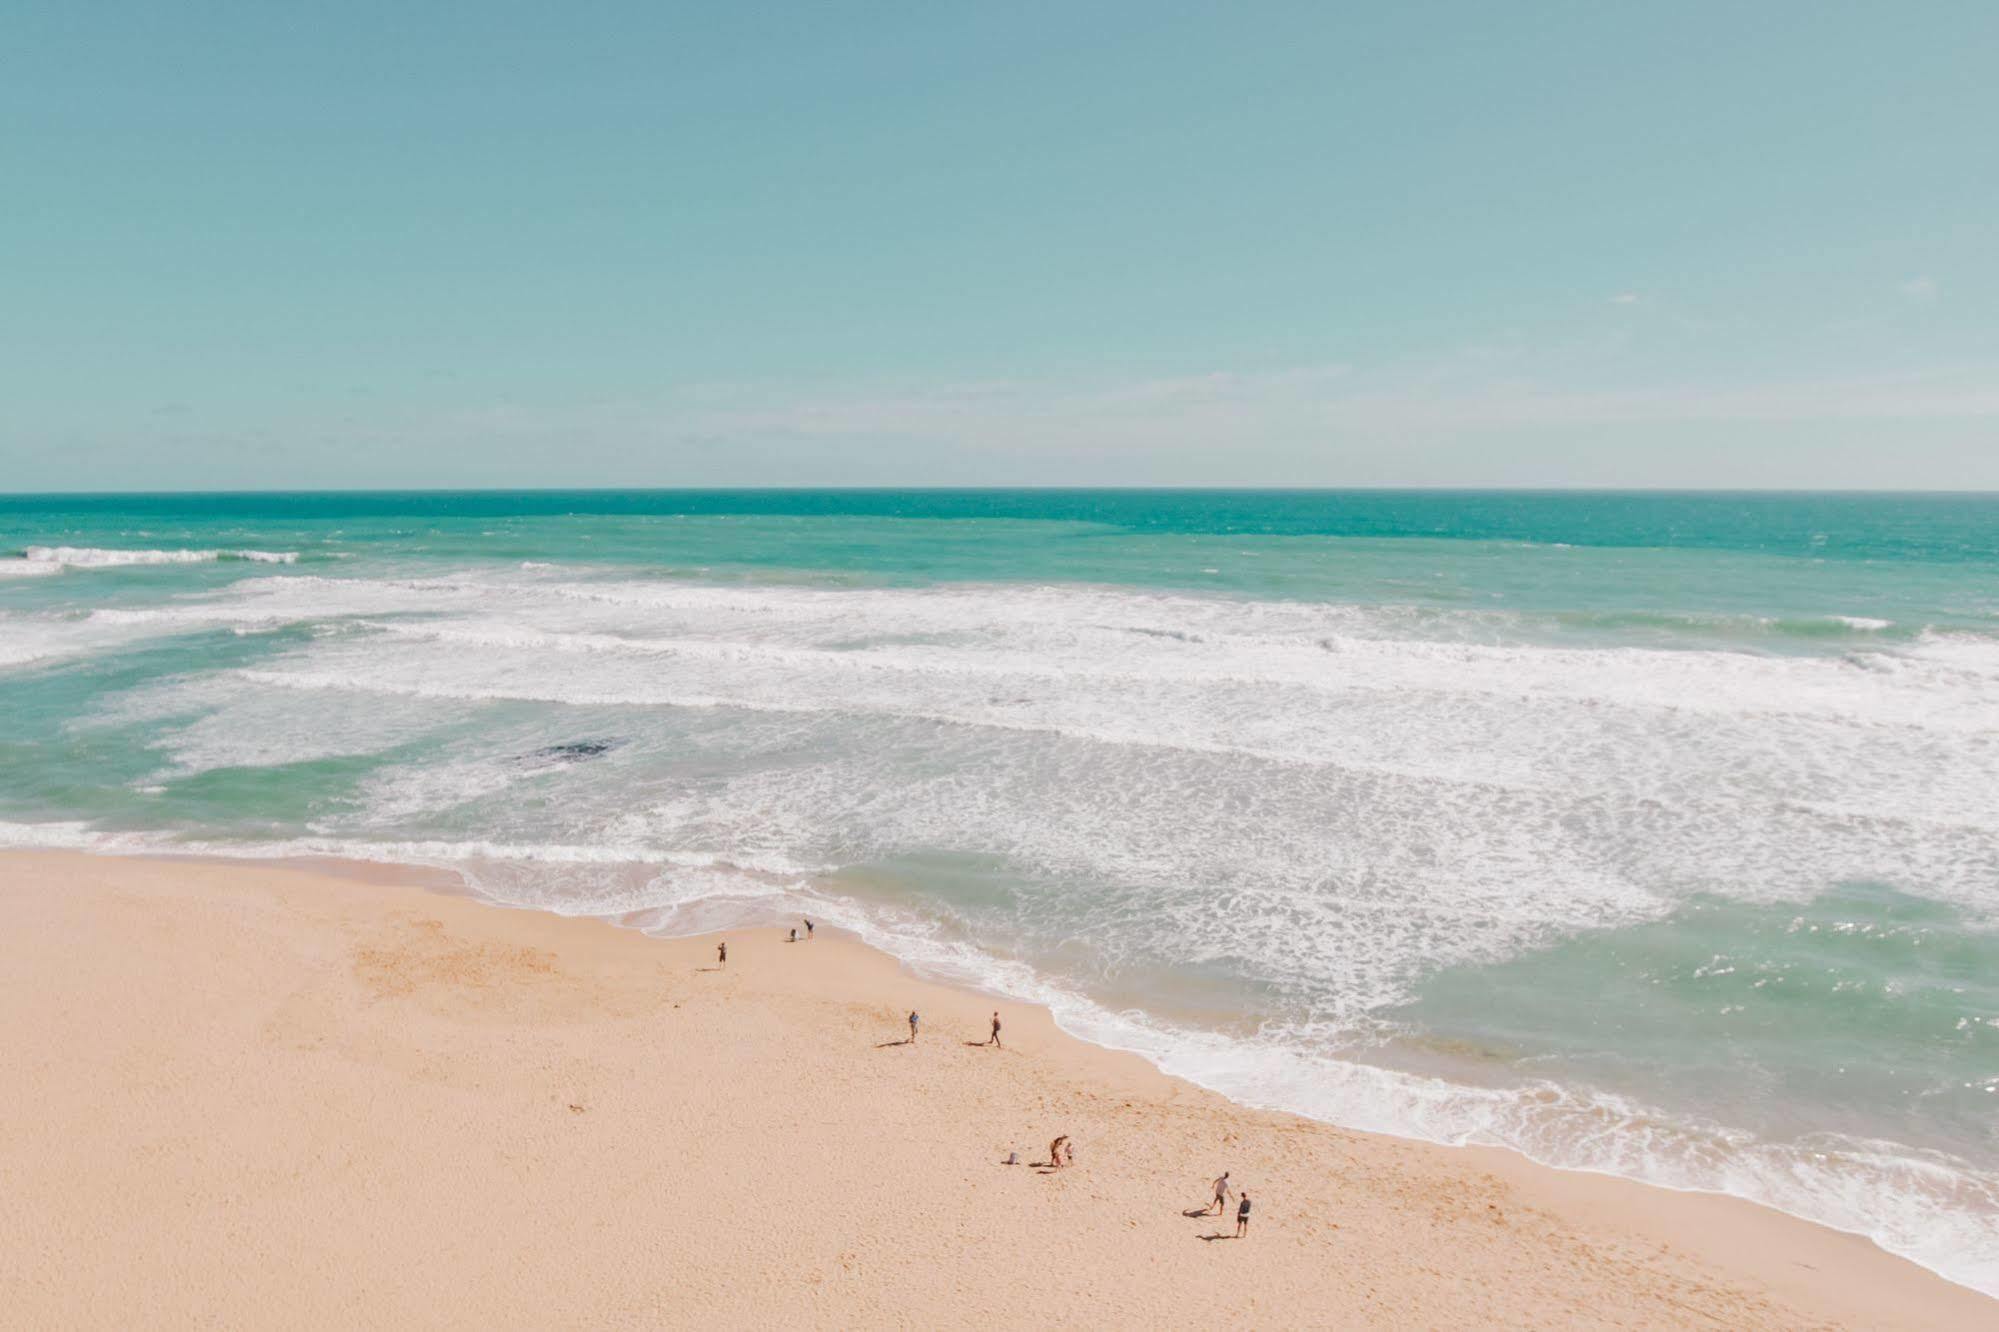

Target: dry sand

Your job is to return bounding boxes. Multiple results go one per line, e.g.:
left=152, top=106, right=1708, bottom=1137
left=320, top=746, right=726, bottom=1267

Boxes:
left=2, top=850, right=1990, bottom=1329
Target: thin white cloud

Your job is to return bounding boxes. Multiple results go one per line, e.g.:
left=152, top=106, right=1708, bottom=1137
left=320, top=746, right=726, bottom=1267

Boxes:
left=1897, top=275, right=1939, bottom=300
left=1610, top=292, right=1641, bottom=305
left=417, top=361, right=1999, bottom=463
left=35, top=357, right=1999, bottom=491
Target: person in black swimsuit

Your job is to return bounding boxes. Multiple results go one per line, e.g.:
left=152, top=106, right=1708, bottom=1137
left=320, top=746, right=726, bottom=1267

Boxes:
left=717, top=940, right=727, bottom=967
left=1235, top=1192, right=1251, bottom=1237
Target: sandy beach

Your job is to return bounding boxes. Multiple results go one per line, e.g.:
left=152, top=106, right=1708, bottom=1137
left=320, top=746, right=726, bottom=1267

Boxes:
left=1, top=850, right=1989, bottom=1330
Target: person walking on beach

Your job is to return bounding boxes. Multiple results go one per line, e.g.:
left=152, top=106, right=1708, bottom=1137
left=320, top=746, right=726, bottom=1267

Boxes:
left=803, top=917, right=814, bottom=940
left=717, top=941, right=727, bottom=968
left=986, top=1011, right=1002, bottom=1048
left=1235, top=1192, right=1251, bottom=1237
left=1208, top=1171, right=1233, bottom=1215
left=907, top=1010, right=920, bottom=1042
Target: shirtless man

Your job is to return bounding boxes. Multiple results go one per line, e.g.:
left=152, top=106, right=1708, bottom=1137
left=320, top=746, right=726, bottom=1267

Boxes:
left=986, top=1011, right=1002, bottom=1048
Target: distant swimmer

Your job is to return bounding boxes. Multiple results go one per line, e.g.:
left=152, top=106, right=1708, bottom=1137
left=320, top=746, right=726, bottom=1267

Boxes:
left=987, top=1011, right=1003, bottom=1048
left=908, top=1010, right=920, bottom=1043
left=1236, top=1192, right=1251, bottom=1238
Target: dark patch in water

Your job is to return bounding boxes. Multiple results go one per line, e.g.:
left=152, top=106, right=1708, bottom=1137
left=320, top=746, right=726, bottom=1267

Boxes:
left=518, top=738, right=625, bottom=767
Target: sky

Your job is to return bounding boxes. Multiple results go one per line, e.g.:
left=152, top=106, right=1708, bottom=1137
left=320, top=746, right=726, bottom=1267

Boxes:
left=4, top=1, right=1997, bottom=490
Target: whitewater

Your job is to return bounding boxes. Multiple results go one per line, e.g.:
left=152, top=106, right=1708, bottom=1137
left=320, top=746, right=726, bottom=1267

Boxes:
left=2, top=490, right=1996, bottom=1296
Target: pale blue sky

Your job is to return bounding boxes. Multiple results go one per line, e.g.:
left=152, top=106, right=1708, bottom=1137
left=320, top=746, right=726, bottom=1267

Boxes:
left=4, top=2, right=1996, bottom=489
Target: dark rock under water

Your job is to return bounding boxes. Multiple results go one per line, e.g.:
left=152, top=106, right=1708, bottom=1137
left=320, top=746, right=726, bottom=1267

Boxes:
left=517, top=739, right=625, bottom=767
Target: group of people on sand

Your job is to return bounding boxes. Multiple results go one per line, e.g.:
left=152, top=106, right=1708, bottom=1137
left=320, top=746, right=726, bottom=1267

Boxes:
left=718, top=918, right=815, bottom=964
left=709, top=921, right=1253, bottom=1240
left=901, top=1007, right=1001, bottom=1048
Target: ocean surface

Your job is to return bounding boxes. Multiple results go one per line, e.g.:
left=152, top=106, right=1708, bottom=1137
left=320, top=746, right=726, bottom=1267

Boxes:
left=4, top=489, right=1996, bottom=1294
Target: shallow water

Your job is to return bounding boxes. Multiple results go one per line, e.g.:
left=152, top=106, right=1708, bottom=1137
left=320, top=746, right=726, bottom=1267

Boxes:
left=4, top=489, right=1996, bottom=1293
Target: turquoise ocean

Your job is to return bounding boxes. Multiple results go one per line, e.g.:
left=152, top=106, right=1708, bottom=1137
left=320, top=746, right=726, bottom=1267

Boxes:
left=4, top=489, right=1996, bottom=1293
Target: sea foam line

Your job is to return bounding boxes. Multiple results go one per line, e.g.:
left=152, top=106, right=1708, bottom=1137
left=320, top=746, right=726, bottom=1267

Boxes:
left=21, top=546, right=299, bottom=568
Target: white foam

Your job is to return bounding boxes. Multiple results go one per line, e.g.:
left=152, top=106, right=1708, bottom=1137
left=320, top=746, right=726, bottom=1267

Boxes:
left=23, top=546, right=299, bottom=568
left=0, top=559, right=63, bottom=579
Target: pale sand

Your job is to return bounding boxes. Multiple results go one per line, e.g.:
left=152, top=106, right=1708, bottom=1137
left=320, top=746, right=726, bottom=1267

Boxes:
left=2, top=852, right=1990, bottom=1330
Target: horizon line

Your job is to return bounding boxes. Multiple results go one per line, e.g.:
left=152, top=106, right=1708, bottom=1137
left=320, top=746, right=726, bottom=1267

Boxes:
left=5, top=484, right=1998, bottom=499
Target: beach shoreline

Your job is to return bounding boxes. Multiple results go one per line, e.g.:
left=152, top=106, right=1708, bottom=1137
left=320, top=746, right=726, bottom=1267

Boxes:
left=3, top=848, right=1990, bottom=1329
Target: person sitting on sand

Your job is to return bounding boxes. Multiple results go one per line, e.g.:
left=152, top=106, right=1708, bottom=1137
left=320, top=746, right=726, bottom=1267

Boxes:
left=1208, top=1171, right=1233, bottom=1215
left=1236, top=1191, right=1251, bottom=1237
left=986, top=1011, right=1002, bottom=1048
left=1049, top=1135, right=1070, bottom=1167
left=907, top=1010, right=920, bottom=1042
left=789, top=927, right=797, bottom=943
